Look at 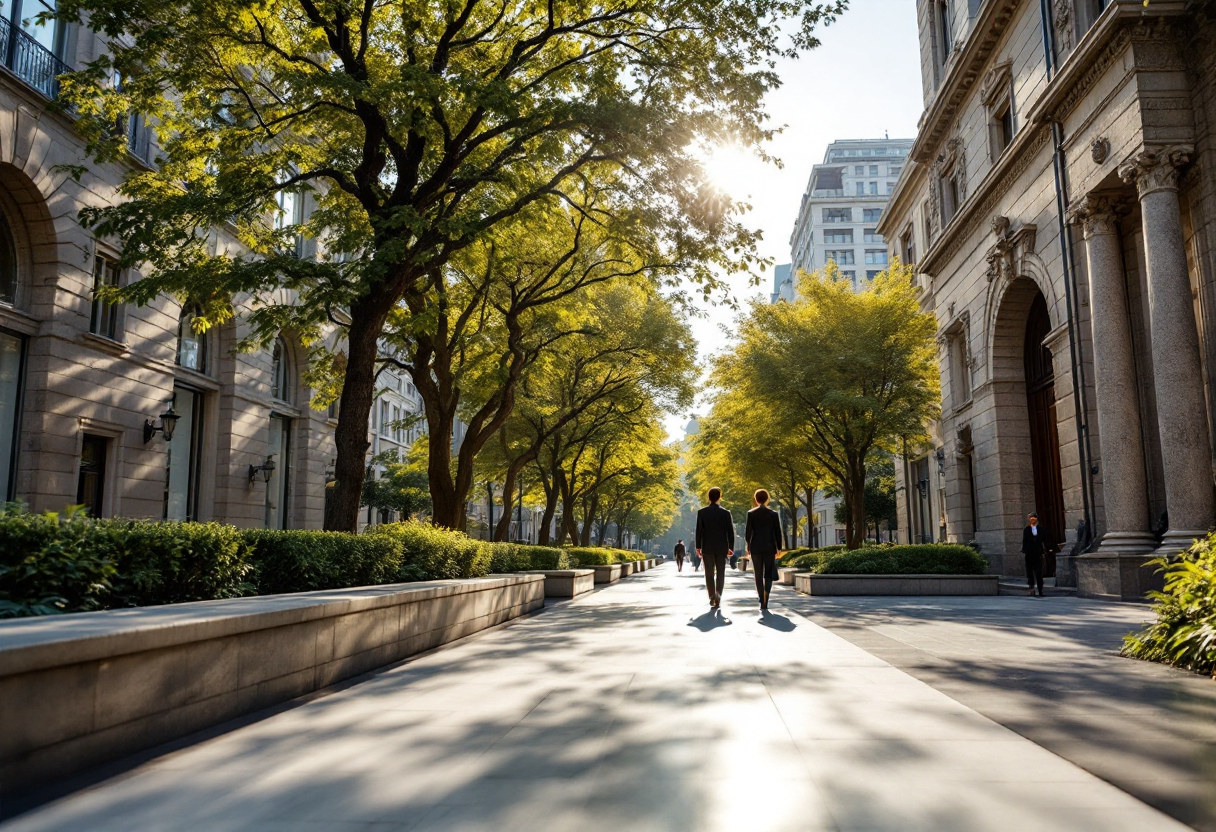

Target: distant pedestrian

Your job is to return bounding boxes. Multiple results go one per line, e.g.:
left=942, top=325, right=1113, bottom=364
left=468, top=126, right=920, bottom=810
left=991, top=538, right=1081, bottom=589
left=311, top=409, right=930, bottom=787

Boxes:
left=1021, top=512, right=1049, bottom=597
left=674, top=539, right=686, bottom=572
left=745, top=489, right=785, bottom=610
left=695, top=487, right=734, bottom=608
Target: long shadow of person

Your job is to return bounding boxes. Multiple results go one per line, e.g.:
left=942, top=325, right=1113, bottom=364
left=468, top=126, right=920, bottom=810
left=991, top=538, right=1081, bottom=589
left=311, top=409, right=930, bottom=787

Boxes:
left=758, top=610, right=796, bottom=632
left=687, top=608, right=733, bottom=631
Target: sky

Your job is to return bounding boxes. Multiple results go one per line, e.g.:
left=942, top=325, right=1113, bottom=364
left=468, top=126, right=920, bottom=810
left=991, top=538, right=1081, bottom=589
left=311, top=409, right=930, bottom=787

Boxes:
left=663, top=0, right=925, bottom=441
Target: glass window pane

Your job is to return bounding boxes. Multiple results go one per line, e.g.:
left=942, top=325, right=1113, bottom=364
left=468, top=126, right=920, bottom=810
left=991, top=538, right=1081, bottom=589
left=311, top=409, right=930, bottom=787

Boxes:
left=264, top=416, right=290, bottom=528
left=22, top=0, right=59, bottom=54
left=0, top=331, right=23, bottom=499
left=164, top=387, right=199, bottom=521
left=0, top=214, right=15, bottom=305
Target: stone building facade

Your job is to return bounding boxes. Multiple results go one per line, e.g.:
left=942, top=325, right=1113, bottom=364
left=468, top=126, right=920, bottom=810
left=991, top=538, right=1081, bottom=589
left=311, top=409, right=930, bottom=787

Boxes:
left=0, top=7, right=342, bottom=528
left=879, top=0, right=1216, bottom=598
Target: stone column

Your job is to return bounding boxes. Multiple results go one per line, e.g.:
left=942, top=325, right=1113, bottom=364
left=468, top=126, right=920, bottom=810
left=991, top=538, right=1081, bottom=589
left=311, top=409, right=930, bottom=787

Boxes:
left=1119, top=146, right=1216, bottom=552
left=1068, top=195, right=1156, bottom=555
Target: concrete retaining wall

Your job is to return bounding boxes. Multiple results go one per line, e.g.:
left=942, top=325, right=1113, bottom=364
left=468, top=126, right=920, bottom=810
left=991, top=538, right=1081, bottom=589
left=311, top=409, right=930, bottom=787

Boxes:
left=777, top=568, right=802, bottom=586
left=591, top=564, right=623, bottom=584
left=526, top=569, right=595, bottom=599
left=0, top=575, right=545, bottom=795
left=793, top=574, right=999, bottom=596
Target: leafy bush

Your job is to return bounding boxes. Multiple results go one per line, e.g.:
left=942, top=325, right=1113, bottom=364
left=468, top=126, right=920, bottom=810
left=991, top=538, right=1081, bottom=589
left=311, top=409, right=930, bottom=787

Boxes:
left=818, top=544, right=988, bottom=575
left=367, top=522, right=491, bottom=581
left=1122, top=535, right=1216, bottom=676
left=0, top=505, right=254, bottom=616
left=565, top=546, right=642, bottom=566
left=488, top=543, right=570, bottom=573
left=244, top=530, right=402, bottom=594
left=0, top=504, right=117, bottom=616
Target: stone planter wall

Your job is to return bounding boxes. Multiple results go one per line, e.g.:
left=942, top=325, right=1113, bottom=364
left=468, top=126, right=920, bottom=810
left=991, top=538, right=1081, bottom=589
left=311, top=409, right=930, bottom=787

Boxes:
left=0, top=575, right=545, bottom=796
left=792, top=574, right=999, bottom=596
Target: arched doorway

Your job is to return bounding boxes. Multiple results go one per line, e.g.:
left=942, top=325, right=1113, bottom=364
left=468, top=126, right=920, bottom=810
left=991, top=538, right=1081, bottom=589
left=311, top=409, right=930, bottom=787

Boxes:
left=1023, top=292, right=1066, bottom=575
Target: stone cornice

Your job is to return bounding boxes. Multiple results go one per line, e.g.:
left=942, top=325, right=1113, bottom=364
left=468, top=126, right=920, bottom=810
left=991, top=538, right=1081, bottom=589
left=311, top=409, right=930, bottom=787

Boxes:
left=910, top=0, right=1021, bottom=166
left=1027, top=0, right=1189, bottom=125
left=918, top=124, right=1052, bottom=277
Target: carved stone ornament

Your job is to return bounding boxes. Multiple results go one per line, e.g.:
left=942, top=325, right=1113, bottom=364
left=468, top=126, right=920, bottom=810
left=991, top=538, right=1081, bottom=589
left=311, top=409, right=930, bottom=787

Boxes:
left=1066, top=194, right=1120, bottom=238
left=1053, top=0, right=1072, bottom=52
left=1119, top=145, right=1193, bottom=196
left=1091, top=137, right=1110, bottom=164
left=979, top=61, right=1013, bottom=107
left=985, top=215, right=1038, bottom=283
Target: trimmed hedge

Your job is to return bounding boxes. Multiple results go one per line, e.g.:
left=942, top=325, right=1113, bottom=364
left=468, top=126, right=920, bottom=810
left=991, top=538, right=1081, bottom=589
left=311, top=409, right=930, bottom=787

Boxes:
left=488, top=543, right=570, bottom=573
left=819, top=545, right=987, bottom=575
left=1123, top=535, right=1216, bottom=676
left=365, top=522, right=491, bottom=582
left=565, top=546, right=644, bottom=567
left=244, top=530, right=401, bottom=594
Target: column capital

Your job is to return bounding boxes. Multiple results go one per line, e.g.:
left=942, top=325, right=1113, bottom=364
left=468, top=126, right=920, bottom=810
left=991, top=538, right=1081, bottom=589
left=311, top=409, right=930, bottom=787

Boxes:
left=1066, top=194, right=1121, bottom=238
left=1119, top=145, right=1193, bottom=197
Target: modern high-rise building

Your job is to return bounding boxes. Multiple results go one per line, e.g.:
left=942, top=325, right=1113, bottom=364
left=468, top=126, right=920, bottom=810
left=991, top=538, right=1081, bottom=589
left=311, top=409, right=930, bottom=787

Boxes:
left=788, top=138, right=915, bottom=288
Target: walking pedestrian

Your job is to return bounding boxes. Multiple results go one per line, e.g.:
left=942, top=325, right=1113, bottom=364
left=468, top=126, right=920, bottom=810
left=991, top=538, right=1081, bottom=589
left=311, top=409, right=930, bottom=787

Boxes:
left=674, top=539, right=686, bottom=572
left=745, top=489, right=785, bottom=610
left=695, top=487, right=734, bottom=608
left=1021, top=512, right=1049, bottom=597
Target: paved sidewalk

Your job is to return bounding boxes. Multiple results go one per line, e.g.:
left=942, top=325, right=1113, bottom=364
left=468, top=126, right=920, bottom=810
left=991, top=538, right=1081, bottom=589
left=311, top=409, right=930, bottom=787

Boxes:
left=2, top=567, right=1194, bottom=832
left=783, top=591, right=1216, bottom=831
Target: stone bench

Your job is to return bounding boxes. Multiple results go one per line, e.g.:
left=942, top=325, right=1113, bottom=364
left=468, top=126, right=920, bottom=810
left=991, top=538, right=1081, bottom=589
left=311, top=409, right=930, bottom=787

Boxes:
left=0, top=574, right=545, bottom=797
left=777, top=567, right=802, bottom=586
left=591, top=563, right=623, bottom=584
left=525, top=569, right=595, bottom=599
left=793, top=573, right=999, bottom=596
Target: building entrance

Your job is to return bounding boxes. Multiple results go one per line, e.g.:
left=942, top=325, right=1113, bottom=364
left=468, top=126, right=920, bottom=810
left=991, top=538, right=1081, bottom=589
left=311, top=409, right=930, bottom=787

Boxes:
left=1023, top=292, right=1065, bottom=575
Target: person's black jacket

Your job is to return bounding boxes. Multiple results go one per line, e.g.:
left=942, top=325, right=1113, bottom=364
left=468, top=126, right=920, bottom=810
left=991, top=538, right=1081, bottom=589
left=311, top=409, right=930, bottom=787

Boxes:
left=695, top=503, right=735, bottom=557
left=674, top=542, right=686, bottom=557
left=1021, top=525, right=1048, bottom=557
left=745, top=505, right=785, bottom=557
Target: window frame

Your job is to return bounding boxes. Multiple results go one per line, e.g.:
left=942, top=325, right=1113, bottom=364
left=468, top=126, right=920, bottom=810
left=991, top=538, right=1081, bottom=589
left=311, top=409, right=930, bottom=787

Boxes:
left=89, top=253, right=121, bottom=340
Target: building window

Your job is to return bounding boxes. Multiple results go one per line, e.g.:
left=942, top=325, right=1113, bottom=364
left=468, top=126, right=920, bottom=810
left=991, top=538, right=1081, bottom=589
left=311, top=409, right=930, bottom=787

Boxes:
left=0, top=0, right=66, bottom=97
left=392, top=405, right=402, bottom=442
left=90, top=255, right=121, bottom=339
left=934, top=0, right=954, bottom=77
left=869, top=165, right=879, bottom=175
left=942, top=174, right=961, bottom=222
left=981, top=62, right=1016, bottom=161
left=890, top=164, right=903, bottom=175
left=823, top=208, right=852, bottom=223
left=271, top=335, right=292, bottom=403
left=0, top=329, right=24, bottom=500
left=823, top=229, right=854, bottom=244
left=864, top=229, right=882, bottom=244
left=264, top=415, right=291, bottom=529
left=825, top=250, right=855, bottom=265
left=866, top=182, right=876, bottom=195
left=274, top=189, right=305, bottom=257
left=952, top=335, right=972, bottom=403
left=856, top=182, right=865, bottom=196
left=923, top=199, right=934, bottom=246
left=0, top=213, right=15, bottom=305
left=887, top=182, right=895, bottom=194
left=863, top=208, right=882, bottom=223
left=77, top=434, right=109, bottom=517
left=866, top=270, right=882, bottom=280
left=865, top=249, right=888, bottom=265
left=901, top=226, right=917, bottom=266
left=840, top=270, right=857, bottom=283
left=1076, top=0, right=1108, bottom=37
left=164, top=386, right=203, bottom=521
left=176, top=310, right=207, bottom=373
left=380, top=400, right=390, bottom=437
left=854, top=165, right=864, bottom=175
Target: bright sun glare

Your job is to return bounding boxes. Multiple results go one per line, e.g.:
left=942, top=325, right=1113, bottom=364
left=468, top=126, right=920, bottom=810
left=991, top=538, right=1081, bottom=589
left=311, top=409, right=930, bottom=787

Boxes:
left=701, top=143, right=763, bottom=201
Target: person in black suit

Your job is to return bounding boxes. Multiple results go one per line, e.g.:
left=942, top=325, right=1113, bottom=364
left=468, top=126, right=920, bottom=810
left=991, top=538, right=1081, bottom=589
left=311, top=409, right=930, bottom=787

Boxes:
left=745, top=489, right=785, bottom=610
left=674, top=539, right=686, bottom=572
left=1021, top=512, right=1049, bottom=597
left=695, top=487, right=734, bottom=608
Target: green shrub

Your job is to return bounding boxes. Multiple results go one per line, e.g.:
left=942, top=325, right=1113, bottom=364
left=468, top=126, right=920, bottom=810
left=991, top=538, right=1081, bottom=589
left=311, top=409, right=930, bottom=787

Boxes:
left=0, top=505, right=254, bottom=615
left=565, top=547, right=620, bottom=566
left=368, top=522, right=491, bottom=581
left=488, top=543, right=570, bottom=573
left=818, top=544, right=988, bottom=575
left=1122, top=535, right=1216, bottom=676
left=244, top=530, right=401, bottom=594
left=0, top=504, right=117, bottom=616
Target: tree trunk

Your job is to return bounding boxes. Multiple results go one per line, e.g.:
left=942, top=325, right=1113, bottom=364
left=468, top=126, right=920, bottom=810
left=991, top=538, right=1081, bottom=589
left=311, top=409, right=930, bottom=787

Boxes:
left=803, top=488, right=816, bottom=547
left=325, top=297, right=391, bottom=532
left=537, top=459, right=560, bottom=545
left=845, top=456, right=868, bottom=550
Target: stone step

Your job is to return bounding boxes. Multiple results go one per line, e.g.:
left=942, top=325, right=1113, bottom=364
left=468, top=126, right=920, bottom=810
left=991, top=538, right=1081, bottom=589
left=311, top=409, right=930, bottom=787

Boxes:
left=997, top=580, right=1077, bottom=597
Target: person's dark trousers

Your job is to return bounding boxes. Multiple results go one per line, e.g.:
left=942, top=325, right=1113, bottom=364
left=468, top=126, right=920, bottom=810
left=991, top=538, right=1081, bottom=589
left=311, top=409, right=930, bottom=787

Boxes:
left=753, top=552, right=776, bottom=604
left=729, top=552, right=738, bottom=569
left=675, top=554, right=684, bottom=571
left=703, top=553, right=726, bottom=602
left=1025, top=553, right=1044, bottom=594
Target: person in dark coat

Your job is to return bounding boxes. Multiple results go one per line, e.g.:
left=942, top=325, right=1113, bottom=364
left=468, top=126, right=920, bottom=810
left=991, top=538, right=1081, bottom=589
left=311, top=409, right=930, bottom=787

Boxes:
left=695, top=487, right=734, bottom=608
left=745, top=489, right=785, bottom=610
left=674, top=539, right=686, bottom=572
left=1021, top=512, right=1049, bottom=597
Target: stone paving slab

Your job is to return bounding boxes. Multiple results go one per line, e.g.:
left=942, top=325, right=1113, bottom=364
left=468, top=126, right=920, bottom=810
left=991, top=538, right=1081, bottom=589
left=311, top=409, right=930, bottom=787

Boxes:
left=1, top=569, right=1194, bottom=832
left=781, top=591, right=1216, bottom=831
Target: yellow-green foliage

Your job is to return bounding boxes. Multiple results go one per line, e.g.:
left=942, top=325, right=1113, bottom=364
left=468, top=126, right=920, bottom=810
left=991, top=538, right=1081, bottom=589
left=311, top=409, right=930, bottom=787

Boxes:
left=1123, top=535, right=1216, bottom=676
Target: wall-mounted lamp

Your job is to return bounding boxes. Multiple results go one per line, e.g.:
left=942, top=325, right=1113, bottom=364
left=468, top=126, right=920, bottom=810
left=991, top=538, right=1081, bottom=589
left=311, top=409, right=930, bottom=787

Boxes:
left=143, top=404, right=180, bottom=444
left=249, top=455, right=276, bottom=485
left=916, top=478, right=930, bottom=499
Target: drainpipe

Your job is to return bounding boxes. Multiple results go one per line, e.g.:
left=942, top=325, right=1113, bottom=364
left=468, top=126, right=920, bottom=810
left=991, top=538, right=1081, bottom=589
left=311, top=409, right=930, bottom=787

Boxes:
left=1041, top=0, right=1097, bottom=558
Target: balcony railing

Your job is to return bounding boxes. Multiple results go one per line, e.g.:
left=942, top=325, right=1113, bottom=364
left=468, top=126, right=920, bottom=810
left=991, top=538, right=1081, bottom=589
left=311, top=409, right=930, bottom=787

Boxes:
left=1, top=16, right=70, bottom=100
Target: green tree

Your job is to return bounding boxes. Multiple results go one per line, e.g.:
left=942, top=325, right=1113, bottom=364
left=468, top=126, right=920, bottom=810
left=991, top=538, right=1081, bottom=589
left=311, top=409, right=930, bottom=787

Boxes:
left=57, top=0, right=847, bottom=530
left=361, top=449, right=432, bottom=521
left=721, top=259, right=939, bottom=549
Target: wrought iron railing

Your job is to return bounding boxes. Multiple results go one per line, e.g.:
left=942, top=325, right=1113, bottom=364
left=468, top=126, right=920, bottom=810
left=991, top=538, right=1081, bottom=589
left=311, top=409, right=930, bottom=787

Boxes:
left=1, top=15, right=70, bottom=100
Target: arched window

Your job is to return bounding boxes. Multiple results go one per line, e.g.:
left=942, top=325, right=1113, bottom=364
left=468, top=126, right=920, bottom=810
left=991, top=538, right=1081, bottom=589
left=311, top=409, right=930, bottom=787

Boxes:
left=176, top=309, right=207, bottom=373
left=0, top=213, right=16, bottom=306
left=271, top=335, right=292, bottom=403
